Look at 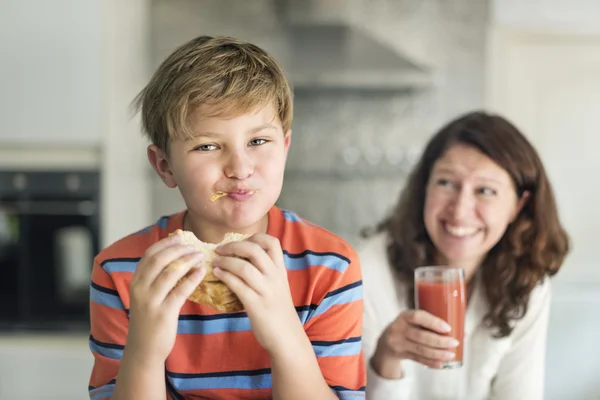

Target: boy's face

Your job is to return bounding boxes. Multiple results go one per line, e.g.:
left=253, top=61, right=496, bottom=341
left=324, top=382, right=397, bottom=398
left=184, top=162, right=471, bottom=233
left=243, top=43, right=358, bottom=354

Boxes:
left=148, top=101, right=291, bottom=235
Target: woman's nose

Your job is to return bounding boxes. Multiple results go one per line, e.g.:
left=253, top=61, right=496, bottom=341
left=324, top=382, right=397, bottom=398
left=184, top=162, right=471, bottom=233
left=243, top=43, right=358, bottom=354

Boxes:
left=448, top=189, right=475, bottom=219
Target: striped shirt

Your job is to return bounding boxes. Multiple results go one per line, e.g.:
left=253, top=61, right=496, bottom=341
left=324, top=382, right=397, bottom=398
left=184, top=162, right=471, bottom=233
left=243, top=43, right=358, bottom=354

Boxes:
left=88, top=206, right=366, bottom=399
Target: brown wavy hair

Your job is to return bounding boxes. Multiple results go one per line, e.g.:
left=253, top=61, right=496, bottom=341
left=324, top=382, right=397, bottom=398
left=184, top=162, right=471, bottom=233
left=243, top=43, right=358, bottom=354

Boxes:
left=367, top=111, right=569, bottom=337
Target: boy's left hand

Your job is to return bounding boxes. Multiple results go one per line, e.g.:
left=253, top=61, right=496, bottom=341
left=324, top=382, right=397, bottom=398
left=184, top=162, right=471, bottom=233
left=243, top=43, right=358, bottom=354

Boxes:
left=212, top=233, right=302, bottom=354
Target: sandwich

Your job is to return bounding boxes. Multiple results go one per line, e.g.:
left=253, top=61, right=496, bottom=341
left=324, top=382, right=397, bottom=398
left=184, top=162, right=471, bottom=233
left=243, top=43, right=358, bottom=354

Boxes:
left=169, top=229, right=250, bottom=313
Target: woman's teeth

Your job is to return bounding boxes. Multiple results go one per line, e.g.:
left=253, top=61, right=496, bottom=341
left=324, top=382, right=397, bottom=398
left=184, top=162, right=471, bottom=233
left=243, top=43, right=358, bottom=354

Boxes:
left=445, top=224, right=478, bottom=237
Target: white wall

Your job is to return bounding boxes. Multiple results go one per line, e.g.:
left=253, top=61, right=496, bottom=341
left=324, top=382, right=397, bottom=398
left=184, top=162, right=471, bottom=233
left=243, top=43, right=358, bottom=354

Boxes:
left=547, top=286, right=600, bottom=400
left=488, top=3, right=600, bottom=397
left=0, top=0, right=103, bottom=146
left=492, top=0, right=600, bottom=32
left=100, top=0, right=152, bottom=247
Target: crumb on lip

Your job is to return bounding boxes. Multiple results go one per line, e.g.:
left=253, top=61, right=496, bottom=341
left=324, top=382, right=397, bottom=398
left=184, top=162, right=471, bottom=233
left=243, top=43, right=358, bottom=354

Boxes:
left=210, top=191, right=227, bottom=202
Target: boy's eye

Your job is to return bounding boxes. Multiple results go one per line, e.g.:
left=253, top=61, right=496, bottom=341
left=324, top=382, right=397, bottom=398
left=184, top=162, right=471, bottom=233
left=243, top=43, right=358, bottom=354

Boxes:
left=478, top=187, right=497, bottom=196
left=249, top=138, right=268, bottom=146
left=194, top=144, right=217, bottom=151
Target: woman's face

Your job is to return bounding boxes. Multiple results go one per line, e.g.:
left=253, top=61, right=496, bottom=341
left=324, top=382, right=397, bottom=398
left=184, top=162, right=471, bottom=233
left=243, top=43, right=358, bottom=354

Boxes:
left=423, top=144, right=526, bottom=277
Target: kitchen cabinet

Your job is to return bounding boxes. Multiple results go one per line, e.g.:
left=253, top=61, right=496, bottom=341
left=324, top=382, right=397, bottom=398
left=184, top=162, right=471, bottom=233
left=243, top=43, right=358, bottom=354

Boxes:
left=0, top=0, right=103, bottom=146
left=0, top=335, right=92, bottom=399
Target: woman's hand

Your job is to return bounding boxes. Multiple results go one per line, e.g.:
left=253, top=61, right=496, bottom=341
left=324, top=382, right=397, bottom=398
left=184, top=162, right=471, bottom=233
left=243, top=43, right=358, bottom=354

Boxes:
left=371, top=309, right=459, bottom=378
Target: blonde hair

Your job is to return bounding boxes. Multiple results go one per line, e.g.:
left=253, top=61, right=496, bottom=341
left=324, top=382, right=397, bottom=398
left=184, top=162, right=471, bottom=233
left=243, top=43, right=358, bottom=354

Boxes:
left=133, top=35, right=293, bottom=152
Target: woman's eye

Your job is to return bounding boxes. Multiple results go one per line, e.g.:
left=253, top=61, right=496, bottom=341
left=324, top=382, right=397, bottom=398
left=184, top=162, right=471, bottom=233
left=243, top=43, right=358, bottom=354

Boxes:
left=195, top=144, right=217, bottom=151
left=249, top=138, right=268, bottom=146
left=436, top=179, right=452, bottom=187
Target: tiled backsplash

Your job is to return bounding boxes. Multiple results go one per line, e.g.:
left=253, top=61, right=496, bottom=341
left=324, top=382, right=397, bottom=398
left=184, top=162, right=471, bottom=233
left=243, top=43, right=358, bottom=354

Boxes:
left=279, top=89, right=432, bottom=245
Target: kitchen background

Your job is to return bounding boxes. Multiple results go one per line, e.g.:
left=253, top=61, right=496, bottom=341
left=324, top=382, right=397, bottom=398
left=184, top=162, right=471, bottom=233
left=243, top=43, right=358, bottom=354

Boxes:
left=0, top=0, right=599, bottom=398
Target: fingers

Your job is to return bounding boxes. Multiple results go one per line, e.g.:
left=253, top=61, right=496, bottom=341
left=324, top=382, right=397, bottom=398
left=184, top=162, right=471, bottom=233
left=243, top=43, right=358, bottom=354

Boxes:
left=135, top=243, right=201, bottom=288
left=402, top=309, right=452, bottom=334
left=383, top=310, right=459, bottom=368
left=406, top=353, right=446, bottom=369
left=151, top=252, right=206, bottom=301
left=213, top=255, right=264, bottom=294
left=384, top=332, right=455, bottom=368
left=404, top=338, right=456, bottom=363
left=143, top=233, right=184, bottom=258
left=164, top=267, right=207, bottom=310
left=245, top=234, right=285, bottom=268
left=384, top=324, right=455, bottom=363
left=404, top=325, right=460, bottom=350
left=213, top=266, right=258, bottom=306
left=215, top=240, right=273, bottom=274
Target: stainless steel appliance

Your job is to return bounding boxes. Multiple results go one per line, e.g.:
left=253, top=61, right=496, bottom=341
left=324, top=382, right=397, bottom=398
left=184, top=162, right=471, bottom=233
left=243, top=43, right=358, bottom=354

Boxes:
left=0, top=170, right=100, bottom=331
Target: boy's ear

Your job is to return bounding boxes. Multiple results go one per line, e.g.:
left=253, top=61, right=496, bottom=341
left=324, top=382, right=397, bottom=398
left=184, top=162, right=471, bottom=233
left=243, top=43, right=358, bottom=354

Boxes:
left=147, top=145, right=177, bottom=188
left=284, top=129, right=292, bottom=156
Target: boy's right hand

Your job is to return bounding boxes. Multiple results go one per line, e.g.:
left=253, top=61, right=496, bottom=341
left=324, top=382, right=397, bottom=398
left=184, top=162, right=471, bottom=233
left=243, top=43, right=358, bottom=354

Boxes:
left=126, top=234, right=207, bottom=364
left=371, top=309, right=459, bottom=378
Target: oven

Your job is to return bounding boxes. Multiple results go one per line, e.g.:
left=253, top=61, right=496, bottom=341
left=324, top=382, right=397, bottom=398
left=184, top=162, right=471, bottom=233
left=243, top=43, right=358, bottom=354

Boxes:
left=0, top=170, right=100, bottom=332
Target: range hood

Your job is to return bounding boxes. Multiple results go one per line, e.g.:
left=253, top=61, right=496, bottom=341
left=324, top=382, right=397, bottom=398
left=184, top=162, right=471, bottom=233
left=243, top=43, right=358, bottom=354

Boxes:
left=273, top=1, right=432, bottom=90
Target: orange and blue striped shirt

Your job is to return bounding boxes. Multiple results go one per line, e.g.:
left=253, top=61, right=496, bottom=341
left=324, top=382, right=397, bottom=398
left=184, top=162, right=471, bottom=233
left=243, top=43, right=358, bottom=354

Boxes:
left=88, top=206, right=366, bottom=399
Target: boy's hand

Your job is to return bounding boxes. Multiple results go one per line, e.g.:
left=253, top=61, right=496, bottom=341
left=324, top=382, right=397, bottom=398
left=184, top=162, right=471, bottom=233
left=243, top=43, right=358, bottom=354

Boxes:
left=127, top=234, right=207, bottom=364
left=213, top=234, right=302, bottom=354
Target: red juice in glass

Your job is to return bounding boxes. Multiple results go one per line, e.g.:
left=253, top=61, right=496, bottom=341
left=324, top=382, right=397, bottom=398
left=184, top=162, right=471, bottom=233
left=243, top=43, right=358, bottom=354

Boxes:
left=415, top=266, right=466, bottom=368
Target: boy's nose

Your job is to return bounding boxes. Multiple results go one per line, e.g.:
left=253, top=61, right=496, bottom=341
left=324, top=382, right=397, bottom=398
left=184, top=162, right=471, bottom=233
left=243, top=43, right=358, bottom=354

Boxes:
left=224, top=151, right=254, bottom=180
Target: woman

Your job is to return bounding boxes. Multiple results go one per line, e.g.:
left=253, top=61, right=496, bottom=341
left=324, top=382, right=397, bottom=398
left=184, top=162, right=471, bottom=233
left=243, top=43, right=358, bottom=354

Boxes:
left=360, top=111, right=569, bottom=400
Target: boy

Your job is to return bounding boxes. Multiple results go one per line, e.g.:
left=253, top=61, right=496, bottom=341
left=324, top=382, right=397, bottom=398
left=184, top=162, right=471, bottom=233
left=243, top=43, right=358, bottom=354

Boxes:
left=88, top=35, right=365, bottom=399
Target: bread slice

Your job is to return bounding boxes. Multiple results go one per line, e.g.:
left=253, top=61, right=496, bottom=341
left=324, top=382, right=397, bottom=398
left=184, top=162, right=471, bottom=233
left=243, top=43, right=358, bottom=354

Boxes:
left=169, top=229, right=250, bottom=313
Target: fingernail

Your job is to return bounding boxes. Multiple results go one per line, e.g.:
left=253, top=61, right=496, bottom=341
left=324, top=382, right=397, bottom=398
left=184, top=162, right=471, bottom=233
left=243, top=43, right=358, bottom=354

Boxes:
left=214, top=246, right=224, bottom=254
left=212, top=257, right=221, bottom=266
left=448, top=338, right=460, bottom=347
left=441, top=323, right=452, bottom=333
left=213, top=267, right=222, bottom=276
left=444, top=352, right=456, bottom=360
left=192, top=267, right=206, bottom=278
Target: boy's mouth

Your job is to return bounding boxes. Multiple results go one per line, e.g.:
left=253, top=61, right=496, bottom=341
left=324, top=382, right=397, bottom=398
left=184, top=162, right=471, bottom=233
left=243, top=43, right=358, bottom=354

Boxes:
left=227, top=190, right=256, bottom=202
left=230, top=190, right=255, bottom=195
left=210, top=190, right=256, bottom=202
